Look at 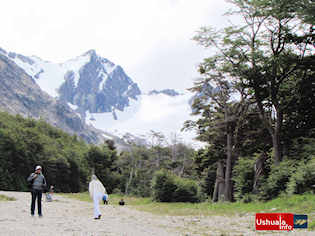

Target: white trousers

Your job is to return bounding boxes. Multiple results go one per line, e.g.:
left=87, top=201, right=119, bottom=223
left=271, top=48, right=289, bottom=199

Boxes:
left=93, top=192, right=103, bottom=218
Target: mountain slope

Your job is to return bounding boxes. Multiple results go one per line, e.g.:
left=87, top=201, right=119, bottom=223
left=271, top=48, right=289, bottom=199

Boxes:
left=0, top=53, right=104, bottom=143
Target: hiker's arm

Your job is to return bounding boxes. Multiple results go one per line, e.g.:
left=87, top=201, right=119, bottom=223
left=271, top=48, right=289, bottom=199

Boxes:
left=27, top=173, right=37, bottom=182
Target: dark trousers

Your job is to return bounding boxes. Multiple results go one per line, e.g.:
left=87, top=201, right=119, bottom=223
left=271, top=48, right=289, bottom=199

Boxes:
left=31, top=189, right=42, bottom=215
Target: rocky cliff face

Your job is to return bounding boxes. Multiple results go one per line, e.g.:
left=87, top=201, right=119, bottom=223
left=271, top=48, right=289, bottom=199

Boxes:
left=60, top=50, right=141, bottom=119
left=0, top=54, right=104, bottom=143
left=59, top=50, right=141, bottom=115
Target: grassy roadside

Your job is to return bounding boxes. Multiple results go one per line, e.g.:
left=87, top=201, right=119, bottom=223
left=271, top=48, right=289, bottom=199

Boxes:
left=62, top=192, right=152, bottom=206
left=62, top=193, right=315, bottom=230
left=0, top=194, right=16, bottom=201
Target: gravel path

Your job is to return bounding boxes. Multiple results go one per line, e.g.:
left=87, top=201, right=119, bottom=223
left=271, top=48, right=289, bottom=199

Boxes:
left=0, top=191, right=310, bottom=236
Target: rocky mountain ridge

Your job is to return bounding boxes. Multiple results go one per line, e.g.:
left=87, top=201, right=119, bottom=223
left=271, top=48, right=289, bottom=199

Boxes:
left=0, top=53, right=105, bottom=144
left=0, top=48, right=141, bottom=121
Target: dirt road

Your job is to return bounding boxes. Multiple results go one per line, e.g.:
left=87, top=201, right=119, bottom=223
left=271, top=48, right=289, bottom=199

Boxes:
left=0, top=191, right=309, bottom=236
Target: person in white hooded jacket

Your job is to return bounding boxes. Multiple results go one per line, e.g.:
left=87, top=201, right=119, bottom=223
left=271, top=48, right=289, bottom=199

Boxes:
left=88, top=175, right=106, bottom=219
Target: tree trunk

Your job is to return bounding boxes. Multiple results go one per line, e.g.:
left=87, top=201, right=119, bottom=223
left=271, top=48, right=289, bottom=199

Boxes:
left=253, top=153, right=267, bottom=193
left=125, top=167, right=134, bottom=195
left=224, top=130, right=233, bottom=202
left=212, top=160, right=225, bottom=202
left=272, top=109, right=283, bottom=164
left=179, top=165, right=185, bottom=177
left=223, top=104, right=233, bottom=202
left=256, top=98, right=283, bottom=165
left=212, top=180, right=218, bottom=202
left=218, top=163, right=225, bottom=202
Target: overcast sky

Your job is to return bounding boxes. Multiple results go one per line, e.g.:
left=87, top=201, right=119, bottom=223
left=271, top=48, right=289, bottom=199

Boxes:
left=0, top=0, right=236, bottom=92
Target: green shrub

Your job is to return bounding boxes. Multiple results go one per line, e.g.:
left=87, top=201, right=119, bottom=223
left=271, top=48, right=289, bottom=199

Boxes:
left=129, top=176, right=153, bottom=197
left=240, top=193, right=258, bottom=203
left=112, top=188, right=123, bottom=195
left=287, top=157, right=315, bottom=194
left=152, top=169, right=201, bottom=202
left=259, top=160, right=295, bottom=200
left=287, top=137, right=315, bottom=161
left=173, top=178, right=201, bottom=203
left=152, top=170, right=177, bottom=202
left=232, top=157, right=256, bottom=201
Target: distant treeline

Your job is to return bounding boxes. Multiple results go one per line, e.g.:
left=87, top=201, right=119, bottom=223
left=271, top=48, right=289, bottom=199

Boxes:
left=0, top=112, right=199, bottom=201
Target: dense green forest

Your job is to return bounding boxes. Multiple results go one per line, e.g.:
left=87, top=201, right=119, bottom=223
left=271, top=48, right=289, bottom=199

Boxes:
left=0, top=0, right=314, bottom=204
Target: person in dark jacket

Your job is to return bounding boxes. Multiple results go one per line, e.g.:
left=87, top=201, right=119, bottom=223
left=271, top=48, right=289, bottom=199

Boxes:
left=27, top=165, right=47, bottom=217
left=119, top=199, right=125, bottom=206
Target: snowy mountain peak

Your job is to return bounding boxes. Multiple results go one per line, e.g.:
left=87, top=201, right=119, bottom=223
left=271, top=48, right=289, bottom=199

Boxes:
left=0, top=47, right=7, bottom=55
left=0, top=47, right=141, bottom=119
left=83, top=49, right=97, bottom=57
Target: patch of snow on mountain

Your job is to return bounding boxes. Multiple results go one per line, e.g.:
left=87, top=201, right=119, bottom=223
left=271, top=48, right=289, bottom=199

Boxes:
left=86, top=93, right=202, bottom=148
left=104, top=63, right=116, bottom=74
left=67, top=103, right=78, bottom=110
left=2, top=52, right=91, bottom=97
left=102, top=133, right=113, bottom=140
left=98, top=71, right=108, bottom=91
left=85, top=110, right=97, bottom=125
left=22, top=54, right=90, bottom=97
left=0, top=48, right=7, bottom=55
left=0, top=50, right=67, bottom=97
left=11, top=56, right=42, bottom=78
left=33, top=62, right=67, bottom=97
left=85, top=97, right=141, bottom=127
left=61, top=54, right=90, bottom=87
left=122, top=85, right=133, bottom=97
